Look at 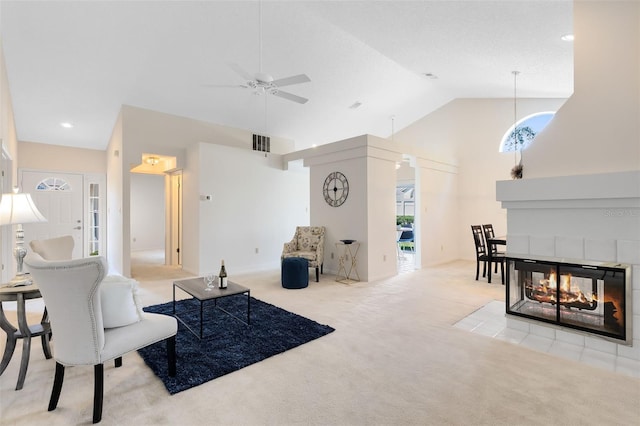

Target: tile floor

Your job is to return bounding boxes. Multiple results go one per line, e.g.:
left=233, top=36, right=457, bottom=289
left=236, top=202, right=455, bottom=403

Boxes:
left=397, top=249, right=415, bottom=273
left=453, top=300, right=640, bottom=378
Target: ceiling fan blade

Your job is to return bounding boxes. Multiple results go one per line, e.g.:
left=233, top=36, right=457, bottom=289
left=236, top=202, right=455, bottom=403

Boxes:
left=203, top=84, right=248, bottom=89
left=228, top=63, right=253, bottom=81
left=271, top=90, right=308, bottom=104
left=271, top=74, right=311, bottom=88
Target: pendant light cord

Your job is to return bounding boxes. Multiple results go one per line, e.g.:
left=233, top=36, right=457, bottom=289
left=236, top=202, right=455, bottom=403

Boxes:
left=391, top=115, right=395, bottom=143
left=259, top=1, right=263, bottom=73
left=512, top=70, right=520, bottom=165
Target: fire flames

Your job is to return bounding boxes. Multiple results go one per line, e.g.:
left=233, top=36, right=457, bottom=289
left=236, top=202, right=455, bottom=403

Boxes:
left=526, top=272, right=597, bottom=309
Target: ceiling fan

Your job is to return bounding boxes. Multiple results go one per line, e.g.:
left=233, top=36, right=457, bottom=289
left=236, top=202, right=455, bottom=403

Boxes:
left=207, top=2, right=310, bottom=105
left=210, top=63, right=311, bottom=104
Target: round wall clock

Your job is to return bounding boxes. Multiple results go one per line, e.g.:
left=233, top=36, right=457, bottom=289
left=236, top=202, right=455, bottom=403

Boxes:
left=323, top=171, right=349, bottom=207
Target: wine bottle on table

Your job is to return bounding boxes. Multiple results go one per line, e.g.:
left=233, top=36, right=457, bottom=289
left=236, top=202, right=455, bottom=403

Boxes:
left=218, top=260, right=227, bottom=289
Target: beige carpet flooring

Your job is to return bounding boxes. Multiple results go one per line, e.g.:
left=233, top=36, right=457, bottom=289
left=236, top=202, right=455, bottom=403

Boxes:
left=1, top=257, right=639, bottom=425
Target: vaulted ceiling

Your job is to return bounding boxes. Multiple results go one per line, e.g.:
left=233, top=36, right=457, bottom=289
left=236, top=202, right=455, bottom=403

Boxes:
left=0, top=1, right=573, bottom=151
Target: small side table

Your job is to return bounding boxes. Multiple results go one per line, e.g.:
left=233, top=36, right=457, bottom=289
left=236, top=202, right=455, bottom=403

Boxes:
left=0, top=283, right=52, bottom=390
left=335, top=241, right=360, bottom=284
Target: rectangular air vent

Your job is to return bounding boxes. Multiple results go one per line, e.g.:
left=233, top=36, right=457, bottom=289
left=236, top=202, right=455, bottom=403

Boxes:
left=252, top=134, right=270, bottom=153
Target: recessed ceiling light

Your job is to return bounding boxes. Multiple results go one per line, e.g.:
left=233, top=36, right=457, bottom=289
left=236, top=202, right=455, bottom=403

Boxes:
left=561, top=34, right=574, bottom=42
left=60, top=122, right=73, bottom=128
left=423, top=73, right=438, bottom=79
left=349, top=101, right=362, bottom=109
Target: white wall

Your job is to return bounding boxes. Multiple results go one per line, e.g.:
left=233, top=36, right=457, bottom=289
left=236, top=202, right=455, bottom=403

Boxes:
left=18, top=141, right=106, bottom=174
left=524, top=1, right=639, bottom=178
left=309, top=144, right=373, bottom=279
left=397, top=97, right=567, bottom=261
left=130, top=173, right=165, bottom=251
left=418, top=161, right=459, bottom=266
left=0, top=41, right=19, bottom=282
left=318, top=169, right=365, bottom=272
left=293, top=135, right=424, bottom=282
left=0, top=41, right=18, bottom=182
left=111, top=105, right=297, bottom=276
left=192, top=142, right=309, bottom=276
left=106, top=111, right=124, bottom=274
left=367, top=148, right=399, bottom=280
left=181, top=142, right=201, bottom=275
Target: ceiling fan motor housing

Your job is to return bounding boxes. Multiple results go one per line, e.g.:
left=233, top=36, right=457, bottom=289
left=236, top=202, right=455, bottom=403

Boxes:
left=255, top=72, right=274, bottom=84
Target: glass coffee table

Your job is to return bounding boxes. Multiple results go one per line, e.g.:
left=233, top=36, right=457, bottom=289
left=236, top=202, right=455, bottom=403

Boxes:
left=172, top=278, right=250, bottom=339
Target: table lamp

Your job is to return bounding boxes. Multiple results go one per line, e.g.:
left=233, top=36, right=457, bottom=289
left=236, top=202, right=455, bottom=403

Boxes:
left=0, top=188, right=47, bottom=286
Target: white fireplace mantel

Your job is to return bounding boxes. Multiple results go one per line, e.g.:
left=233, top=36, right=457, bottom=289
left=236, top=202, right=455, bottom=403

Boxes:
left=497, top=170, right=640, bottom=207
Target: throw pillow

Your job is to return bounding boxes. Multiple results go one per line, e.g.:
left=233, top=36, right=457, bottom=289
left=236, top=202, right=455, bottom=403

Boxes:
left=100, top=275, right=144, bottom=328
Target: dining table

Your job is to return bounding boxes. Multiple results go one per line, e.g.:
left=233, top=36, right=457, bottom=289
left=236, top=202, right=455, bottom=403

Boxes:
left=486, top=236, right=507, bottom=284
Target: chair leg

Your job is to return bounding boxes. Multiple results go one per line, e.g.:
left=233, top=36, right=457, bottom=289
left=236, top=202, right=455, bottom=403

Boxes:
left=48, top=362, right=65, bottom=411
left=93, top=364, right=104, bottom=424
left=167, top=335, right=176, bottom=377
left=482, top=262, right=487, bottom=277
left=114, top=357, right=122, bottom=368
left=501, top=261, right=505, bottom=285
left=475, top=260, right=480, bottom=280
left=321, top=264, right=323, bottom=274
left=316, top=267, right=319, bottom=282
left=41, top=333, right=52, bottom=359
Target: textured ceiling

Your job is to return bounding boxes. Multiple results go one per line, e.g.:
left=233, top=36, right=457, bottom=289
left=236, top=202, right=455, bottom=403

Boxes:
left=0, top=1, right=573, bottom=151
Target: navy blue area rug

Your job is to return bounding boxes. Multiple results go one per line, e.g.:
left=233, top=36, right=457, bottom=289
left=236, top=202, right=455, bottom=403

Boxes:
left=138, top=295, right=335, bottom=394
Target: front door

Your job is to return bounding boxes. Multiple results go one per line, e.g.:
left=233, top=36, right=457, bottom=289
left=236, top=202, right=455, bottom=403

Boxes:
left=19, top=170, right=84, bottom=259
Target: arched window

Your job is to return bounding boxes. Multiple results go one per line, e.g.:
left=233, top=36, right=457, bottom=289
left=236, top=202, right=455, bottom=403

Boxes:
left=36, top=177, right=71, bottom=191
left=499, top=112, right=555, bottom=152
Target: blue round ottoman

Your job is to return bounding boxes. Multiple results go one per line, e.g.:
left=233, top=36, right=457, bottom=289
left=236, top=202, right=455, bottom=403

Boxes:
left=281, top=257, right=309, bottom=289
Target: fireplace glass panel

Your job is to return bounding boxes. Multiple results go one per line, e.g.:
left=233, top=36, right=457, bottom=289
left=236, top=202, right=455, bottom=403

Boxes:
left=506, top=258, right=630, bottom=343
left=507, top=260, right=557, bottom=322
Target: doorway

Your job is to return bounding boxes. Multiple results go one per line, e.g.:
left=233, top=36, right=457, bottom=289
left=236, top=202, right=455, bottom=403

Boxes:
left=129, top=169, right=183, bottom=280
left=130, top=172, right=166, bottom=275
left=396, top=156, right=417, bottom=272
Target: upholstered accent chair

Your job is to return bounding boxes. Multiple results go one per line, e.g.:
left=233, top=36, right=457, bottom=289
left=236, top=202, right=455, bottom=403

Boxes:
left=281, top=226, right=326, bottom=282
left=24, top=255, right=177, bottom=424
left=29, top=235, right=75, bottom=260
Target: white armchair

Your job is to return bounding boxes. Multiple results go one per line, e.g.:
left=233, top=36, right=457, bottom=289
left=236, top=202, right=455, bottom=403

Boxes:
left=24, top=254, right=177, bottom=424
left=281, top=226, right=326, bottom=282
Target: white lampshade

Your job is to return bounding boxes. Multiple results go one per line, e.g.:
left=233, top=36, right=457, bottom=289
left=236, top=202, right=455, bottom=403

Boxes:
left=0, top=191, right=47, bottom=225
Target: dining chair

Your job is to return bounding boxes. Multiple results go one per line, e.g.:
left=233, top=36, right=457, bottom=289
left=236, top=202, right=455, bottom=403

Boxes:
left=471, top=225, right=504, bottom=283
left=24, top=254, right=177, bottom=423
left=482, top=224, right=505, bottom=273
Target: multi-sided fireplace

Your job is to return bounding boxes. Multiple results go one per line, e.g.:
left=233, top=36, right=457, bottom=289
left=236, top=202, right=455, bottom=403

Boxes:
left=506, top=257, right=632, bottom=344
